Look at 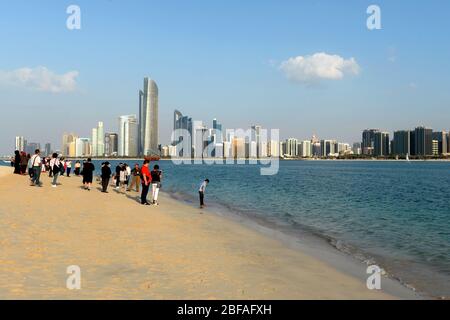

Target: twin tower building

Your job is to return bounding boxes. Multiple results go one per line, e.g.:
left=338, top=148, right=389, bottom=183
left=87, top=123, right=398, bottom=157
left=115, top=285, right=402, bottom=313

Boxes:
left=119, top=77, right=159, bottom=157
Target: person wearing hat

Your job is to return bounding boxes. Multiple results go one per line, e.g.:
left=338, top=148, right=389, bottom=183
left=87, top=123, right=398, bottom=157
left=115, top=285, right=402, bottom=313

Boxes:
left=101, top=161, right=112, bottom=193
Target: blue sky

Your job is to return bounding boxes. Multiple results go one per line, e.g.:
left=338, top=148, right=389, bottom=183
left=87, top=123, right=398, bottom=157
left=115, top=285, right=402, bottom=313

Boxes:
left=1, top=0, right=449, bottom=154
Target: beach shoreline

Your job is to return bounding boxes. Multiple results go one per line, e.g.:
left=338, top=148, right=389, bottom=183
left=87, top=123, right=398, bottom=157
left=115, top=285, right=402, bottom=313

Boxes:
left=0, top=166, right=421, bottom=299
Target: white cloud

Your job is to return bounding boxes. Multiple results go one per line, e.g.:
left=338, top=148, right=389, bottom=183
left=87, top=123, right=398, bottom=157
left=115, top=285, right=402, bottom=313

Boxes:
left=0, top=66, right=79, bottom=93
left=279, top=52, right=360, bottom=84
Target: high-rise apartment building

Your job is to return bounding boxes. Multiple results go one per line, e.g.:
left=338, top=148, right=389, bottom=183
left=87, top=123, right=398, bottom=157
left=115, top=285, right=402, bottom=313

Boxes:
left=432, top=131, right=448, bottom=155
left=374, top=132, right=390, bottom=156
left=320, top=140, right=338, bottom=157
left=286, top=138, right=298, bottom=157
left=393, top=130, right=411, bottom=156
left=15, top=136, right=25, bottom=152
left=173, top=110, right=193, bottom=157
left=91, top=121, right=105, bottom=157
left=300, top=140, right=312, bottom=158
left=362, top=129, right=380, bottom=155
left=75, top=138, right=91, bottom=157
left=104, top=133, right=118, bottom=157
left=62, top=133, right=78, bottom=157
left=118, top=115, right=138, bottom=157
left=414, top=126, right=433, bottom=156
left=44, top=143, right=52, bottom=156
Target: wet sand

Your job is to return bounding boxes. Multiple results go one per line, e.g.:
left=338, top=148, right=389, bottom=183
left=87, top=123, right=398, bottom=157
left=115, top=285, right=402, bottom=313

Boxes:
left=0, top=166, right=418, bottom=299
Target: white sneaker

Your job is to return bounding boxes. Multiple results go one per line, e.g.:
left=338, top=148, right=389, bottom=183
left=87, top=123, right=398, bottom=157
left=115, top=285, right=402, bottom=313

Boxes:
left=52, top=184, right=57, bottom=188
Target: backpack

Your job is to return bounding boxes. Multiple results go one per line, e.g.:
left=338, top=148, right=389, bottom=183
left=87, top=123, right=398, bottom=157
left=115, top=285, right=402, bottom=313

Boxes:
left=52, top=160, right=60, bottom=172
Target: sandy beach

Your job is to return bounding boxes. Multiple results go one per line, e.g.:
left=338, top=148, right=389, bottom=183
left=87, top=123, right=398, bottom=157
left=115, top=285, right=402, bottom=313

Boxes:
left=0, top=166, right=419, bottom=300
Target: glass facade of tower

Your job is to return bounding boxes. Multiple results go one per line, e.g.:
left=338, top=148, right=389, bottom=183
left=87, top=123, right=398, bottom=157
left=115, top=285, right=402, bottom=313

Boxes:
left=119, top=115, right=138, bottom=157
left=139, top=77, right=159, bottom=156
left=393, top=130, right=411, bottom=156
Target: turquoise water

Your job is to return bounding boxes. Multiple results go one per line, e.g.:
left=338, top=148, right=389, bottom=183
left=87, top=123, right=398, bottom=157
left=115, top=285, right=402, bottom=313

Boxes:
left=152, top=160, right=450, bottom=298
left=4, top=160, right=450, bottom=297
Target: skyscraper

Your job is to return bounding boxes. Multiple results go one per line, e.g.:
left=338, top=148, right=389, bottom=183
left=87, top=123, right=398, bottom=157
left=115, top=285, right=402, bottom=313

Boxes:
left=75, top=138, right=91, bottom=157
left=104, top=133, right=118, bottom=157
left=374, top=132, right=390, bottom=156
left=62, top=133, right=78, bottom=156
left=97, top=121, right=105, bottom=156
left=251, top=125, right=262, bottom=158
left=211, top=118, right=224, bottom=157
left=139, top=77, right=159, bottom=156
left=91, top=128, right=98, bottom=156
left=432, top=131, right=448, bottom=155
left=192, top=121, right=208, bottom=158
left=362, top=129, right=380, bottom=155
left=286, top=138, right=298, bottom=157
left=44, top=143, right=52, bottom=156
left=91, top=121, right=105, bottom=157
left=173, top=110, right=193, bottom=157
left=118, top=115, right=138, bottom=157
left=320, top=140, right=338, bottom=157
left=15, top=136, right=25, bottom=151
left=393, top=130, right=411, bottom=156
left=300, top=140, right=312, bottom=158
left=414, top=126, right=433, bottom=157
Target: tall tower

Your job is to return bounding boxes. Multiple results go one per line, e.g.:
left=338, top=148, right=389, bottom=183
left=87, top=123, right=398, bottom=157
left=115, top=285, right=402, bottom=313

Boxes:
left=97, top=121, right=105, bottom=156
left=139, top=77, right=159, bottom=156
left=91, top=128, right=98, bottom=156
left=119, top=115, right=138, bottom=157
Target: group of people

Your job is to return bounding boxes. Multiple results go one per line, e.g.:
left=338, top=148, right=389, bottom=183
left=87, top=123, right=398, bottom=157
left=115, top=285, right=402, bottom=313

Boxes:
left=12, top=149, right=210, bottom=208
left=100, top=160, right=163, bottom=205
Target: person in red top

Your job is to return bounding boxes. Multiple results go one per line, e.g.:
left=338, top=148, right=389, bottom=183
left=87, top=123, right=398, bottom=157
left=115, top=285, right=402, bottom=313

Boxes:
left=140, top=160, right=152, bottom=205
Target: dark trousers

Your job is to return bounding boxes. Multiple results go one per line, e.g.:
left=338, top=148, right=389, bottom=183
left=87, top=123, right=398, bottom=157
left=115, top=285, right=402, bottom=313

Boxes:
left=199, top=191, right=205, bottom=206
left=141, top=183, right=150, bottom=204
left=32, top=166, right=42, bottom=185
left=67, top=168, right=72, bottom=177
left=102, top=177, right=110, bottom=192
left=116, top=175, right=120, bottom=187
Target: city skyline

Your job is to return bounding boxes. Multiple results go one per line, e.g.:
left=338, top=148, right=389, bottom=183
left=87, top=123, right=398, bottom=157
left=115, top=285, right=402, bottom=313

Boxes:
left=1, top=1, right=450, bottom=154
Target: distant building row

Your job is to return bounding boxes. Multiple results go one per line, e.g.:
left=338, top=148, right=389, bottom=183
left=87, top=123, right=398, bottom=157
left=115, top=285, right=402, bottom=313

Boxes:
left=362, top=126, right=449, bottom=157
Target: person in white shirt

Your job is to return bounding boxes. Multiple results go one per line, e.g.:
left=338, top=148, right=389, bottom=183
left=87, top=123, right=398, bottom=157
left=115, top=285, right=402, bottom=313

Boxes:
left=125, top=164, right=131, bottom=187
left=198, top=179, right=209, bottom=209
left=30, top=149, right=42, bottom=187
left=119, top=166, right=127, bottom=192
left=49, top=153, right=61, bottom=187
left=66, top=160, right=72, bottom=177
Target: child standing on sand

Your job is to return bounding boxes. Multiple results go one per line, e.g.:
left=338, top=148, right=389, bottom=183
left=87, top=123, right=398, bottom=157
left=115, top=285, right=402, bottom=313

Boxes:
left=198, top=179, right=209, bottom=209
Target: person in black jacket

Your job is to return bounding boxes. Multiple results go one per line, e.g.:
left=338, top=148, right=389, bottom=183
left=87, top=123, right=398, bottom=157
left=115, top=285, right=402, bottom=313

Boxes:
left=101, top=162, right=112, bottom=193
left=82, top=158, right=95, bottom=191
left=13, top=150, right=21, bottom=174
left=115, top=163, right=123, bottom=189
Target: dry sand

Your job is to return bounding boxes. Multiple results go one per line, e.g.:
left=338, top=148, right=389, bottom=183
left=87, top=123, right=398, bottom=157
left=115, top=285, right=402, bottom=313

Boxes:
left=0, top=166, right=417, bottom=299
